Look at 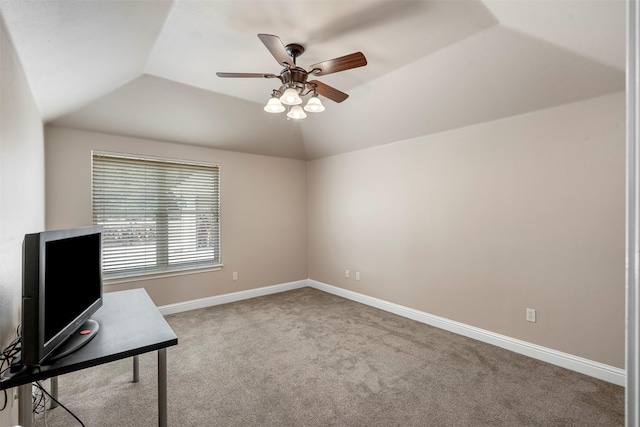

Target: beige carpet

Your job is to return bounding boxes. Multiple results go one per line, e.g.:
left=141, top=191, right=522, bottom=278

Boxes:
left=33, top=287, right=624, bottom=426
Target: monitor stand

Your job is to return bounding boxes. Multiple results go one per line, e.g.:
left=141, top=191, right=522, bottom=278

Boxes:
left=48, top=319, right=100, bottom=362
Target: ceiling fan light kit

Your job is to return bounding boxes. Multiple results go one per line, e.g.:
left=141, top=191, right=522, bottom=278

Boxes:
left=264, top=95, right=286, bottom=113
left=287, top=105, right=307, bottom=120
left=304, top=95, right=325, bottom=113
left=280, top=87, right=302, bottom=105
left=217, top=34, right=367, bottom=120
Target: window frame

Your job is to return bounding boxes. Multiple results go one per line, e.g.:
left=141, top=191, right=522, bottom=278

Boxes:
left=91, top=151, right=222, bottom=283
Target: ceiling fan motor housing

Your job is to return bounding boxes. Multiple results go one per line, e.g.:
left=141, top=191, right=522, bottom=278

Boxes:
left=281, top=67, right=308, bottom=91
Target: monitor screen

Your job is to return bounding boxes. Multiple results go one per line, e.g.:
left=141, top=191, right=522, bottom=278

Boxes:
left=44, top=233, right=102, bottom=344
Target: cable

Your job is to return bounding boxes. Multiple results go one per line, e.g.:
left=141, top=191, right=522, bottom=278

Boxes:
left=33, top=380, right=85, bottom=427
left=1, top=328, right=83, bottom=425
left=0, top=324, right=22, bottom=411
left=32, top=383, right=46, bottom=414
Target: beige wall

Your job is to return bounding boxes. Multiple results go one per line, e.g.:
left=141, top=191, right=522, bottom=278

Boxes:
left=0, top=18, right=45, bottom=425
left=308, top=92, right=626, bottom=368
left=41, top=92, right=625, bottom=370
left=45, top=127, right=308, bottom=306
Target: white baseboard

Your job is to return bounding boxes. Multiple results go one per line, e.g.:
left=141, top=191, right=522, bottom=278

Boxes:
left=157, top=278, right=625, bottom=386
left=307, top=279, right=626, bottom=386
left=158, top=279, right=308, bottom=316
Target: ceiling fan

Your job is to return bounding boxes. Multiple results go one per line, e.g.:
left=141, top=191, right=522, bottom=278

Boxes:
left=216, top=34, right=367, bottom=119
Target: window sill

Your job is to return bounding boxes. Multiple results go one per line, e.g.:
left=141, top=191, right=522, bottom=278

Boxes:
left=103, top=264, right=223, bottom=286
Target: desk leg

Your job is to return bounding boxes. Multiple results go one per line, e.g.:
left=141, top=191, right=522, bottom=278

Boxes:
left=49, top=376, right=58, bottom=409
left=133, top=355, right=140, bottom=383
left=158, top=348, right=167, bottom=427
left=18, top=382, right=32, bottom=427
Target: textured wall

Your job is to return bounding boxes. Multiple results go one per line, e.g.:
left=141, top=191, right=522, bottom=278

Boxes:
left=41, top=92, right=626, bottom=371
left=0, top=18, right=45, bottom=425
left=308, top=93, right=626, bottom=368
left=45, top=127, right=308, bottom=307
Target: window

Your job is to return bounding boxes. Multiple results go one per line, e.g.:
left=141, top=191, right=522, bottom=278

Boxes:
left=92, top=152, right=221, bottom=279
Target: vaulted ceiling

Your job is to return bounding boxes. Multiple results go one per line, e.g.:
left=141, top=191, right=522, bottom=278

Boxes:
left=0, top=0, right=626, bottom=160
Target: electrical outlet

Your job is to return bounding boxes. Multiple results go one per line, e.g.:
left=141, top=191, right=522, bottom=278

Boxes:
left=526, top=308, right=536, bottom=323
left=232, top=272, right=238, bottom=281
left=345, top=269, right=350, bottom=278
left=355, top=272, right=360, bottom=281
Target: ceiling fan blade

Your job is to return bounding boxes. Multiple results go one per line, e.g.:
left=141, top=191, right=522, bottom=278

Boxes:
left=257, top=34, right=294, bottom=67
left=307, top=80, right=349, bottom=103
left=309, top=52, right=367, bottom=76
left=216, top=72, right=279, bottom=79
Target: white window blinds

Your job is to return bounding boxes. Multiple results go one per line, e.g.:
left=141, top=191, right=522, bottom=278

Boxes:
left=92, top=152, right=221, bottom=278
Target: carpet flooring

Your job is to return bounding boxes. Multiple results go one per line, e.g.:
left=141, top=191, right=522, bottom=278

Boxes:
left=33, top=287, right=624, bottom=426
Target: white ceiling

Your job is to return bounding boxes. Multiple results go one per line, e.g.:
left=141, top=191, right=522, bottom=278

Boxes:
left=0, top=0, right=626, bottom=160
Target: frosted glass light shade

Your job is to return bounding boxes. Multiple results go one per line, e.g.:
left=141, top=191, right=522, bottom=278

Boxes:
left=304, top=96, right=325, bottom=112
left=264, top=97, right=285, bottom=113
left=280, top=88, right=302, bottom=105
left=287, top=105, right=307, bottom=119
